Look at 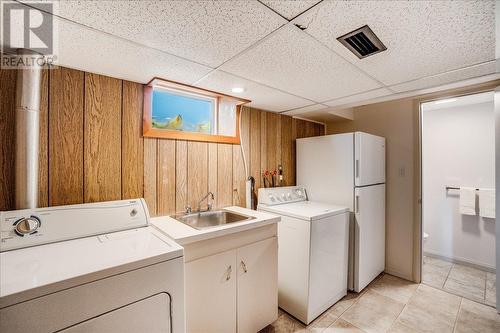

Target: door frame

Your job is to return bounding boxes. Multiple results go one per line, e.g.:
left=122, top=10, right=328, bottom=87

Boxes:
left=494, top=86, right=500, bottom=311
left=417, top=86, right=499, bottom=311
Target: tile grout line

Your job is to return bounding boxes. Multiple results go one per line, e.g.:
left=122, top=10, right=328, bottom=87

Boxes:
left=452, top=297, right=463, bottom=333
left=309, top=274, right=383, bottom=333
left=483, top=270, right=487, bottom=303
left=388, top=281, right=423, bottom=333
left=442, top=263, right=453, bottom=289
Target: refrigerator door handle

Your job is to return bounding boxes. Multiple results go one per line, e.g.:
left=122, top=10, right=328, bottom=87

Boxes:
left=355, top=159, right=360, bottom=178
left=355, top=195, right=360, bottom=213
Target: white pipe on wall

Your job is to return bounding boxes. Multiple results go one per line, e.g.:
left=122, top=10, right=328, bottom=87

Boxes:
left=15, top=49, right=44, bottom=209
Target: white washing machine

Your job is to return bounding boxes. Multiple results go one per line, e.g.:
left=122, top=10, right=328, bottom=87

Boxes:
left=258, top=186, right=349, bottom=325
left=0, top=199, right=184, bottom=333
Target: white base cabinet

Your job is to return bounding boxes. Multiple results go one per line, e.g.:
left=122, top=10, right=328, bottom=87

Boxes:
left=185, top=233, right=278, bottom=333
left=237, top=237, right=278, bottom=333
left=185, top=249, right=237, bottom=333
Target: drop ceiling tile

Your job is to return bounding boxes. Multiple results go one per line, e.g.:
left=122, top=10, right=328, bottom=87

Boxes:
left=56, top=17, right=212, bottom=84
left=282, top=103, right=327, bottom=116
left=45, top=0, right=287, bottom=67
left=294, top=0, right=495, bottom=85
left=259, top=0, right=322, bottom=20
left=324, top=88, right=393, bottom=107
left=389, top=61, right=497, bottom=93
left=195, top=70, right=312, bottom=112
left=220, top=24, right=382, bottom=102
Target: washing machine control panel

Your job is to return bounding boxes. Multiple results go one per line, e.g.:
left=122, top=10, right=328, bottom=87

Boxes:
left=258, top=186, right=307, bottom=206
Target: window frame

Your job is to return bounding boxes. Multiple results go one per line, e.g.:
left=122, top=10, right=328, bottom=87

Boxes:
left=143, top=78, right=250, bottom=144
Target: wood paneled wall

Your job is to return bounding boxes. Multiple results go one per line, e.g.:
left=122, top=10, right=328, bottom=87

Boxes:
left=0, top=66, right=324, bottom=215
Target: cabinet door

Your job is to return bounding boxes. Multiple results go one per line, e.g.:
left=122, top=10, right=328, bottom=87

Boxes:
left=185, top=249, right=237, bottom=333
left=237, top=237, right=278, bottom=333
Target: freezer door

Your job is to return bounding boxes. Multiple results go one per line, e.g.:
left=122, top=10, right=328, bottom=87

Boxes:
left=297, top=133, right=355, bottom=210
left=355, top=132, right=385, bottom=186
left=353, top=184, right=385, bottom=292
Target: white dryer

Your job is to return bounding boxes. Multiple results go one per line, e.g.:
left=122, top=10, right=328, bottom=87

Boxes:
left=258, top=186, right=349, bottom=325
left=0, top=199, right=184, bottom=333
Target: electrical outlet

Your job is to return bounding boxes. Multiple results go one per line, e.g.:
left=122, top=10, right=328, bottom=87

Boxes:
left=399, top=166, right=406, bottom=177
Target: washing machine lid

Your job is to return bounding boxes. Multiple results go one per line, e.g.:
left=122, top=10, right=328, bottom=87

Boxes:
left=0, top=226, right=183, bottom=300
left=258, top=201, right=349, bottom=221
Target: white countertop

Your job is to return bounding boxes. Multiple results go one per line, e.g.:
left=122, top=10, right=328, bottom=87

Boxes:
left=151, top=206, right=280, bottom=245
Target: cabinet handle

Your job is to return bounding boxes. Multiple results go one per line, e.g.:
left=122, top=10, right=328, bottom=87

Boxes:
left=225, top=265, right=232, bottom=281
left=241, top=260, right=248, bottom=273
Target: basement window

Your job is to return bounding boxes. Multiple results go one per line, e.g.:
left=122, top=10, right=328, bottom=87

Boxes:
left=143, top=78, right=249, bottom=144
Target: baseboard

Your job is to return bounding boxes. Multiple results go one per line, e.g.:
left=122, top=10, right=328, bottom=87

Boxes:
left=423, top=251, right=496, bottom=273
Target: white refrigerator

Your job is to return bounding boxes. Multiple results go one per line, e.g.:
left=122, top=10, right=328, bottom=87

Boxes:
left=297, top=132, right=386, bottom=292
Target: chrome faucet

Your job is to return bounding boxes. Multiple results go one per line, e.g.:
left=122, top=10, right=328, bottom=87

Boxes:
left=197, top=192, right=215, bottom=213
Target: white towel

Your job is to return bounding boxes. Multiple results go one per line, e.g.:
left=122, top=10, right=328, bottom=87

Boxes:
left=459, top=187, right=476, bottom=215
left=478, top=189, right=495, bottom=219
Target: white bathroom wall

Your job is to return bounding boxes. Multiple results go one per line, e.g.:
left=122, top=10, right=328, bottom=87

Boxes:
left=422, top=92, right=495, bottom=269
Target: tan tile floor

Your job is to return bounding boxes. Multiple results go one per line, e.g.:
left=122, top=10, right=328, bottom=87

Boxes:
left=422, top=256, right=496, bottom=307
left=260, top=273, right=500, bottom=333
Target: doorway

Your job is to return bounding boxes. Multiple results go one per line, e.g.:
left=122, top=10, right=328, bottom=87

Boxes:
left=420, top=91, right=496, bottom=307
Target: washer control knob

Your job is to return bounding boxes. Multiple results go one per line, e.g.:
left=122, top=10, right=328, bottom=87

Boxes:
left=281, top=193, right=286, bottom=200
left=14, top=216, right=41, bottom=236
left=287, top=193, right=292, bottom=200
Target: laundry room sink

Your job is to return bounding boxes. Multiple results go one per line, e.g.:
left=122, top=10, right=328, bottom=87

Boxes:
left=173, top=210, right=255, bottom=230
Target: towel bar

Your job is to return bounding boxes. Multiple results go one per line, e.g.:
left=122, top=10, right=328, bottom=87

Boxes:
left=445, top=186, right=480, bottom=191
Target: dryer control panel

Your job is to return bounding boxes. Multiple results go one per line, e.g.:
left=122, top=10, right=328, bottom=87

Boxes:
left=0, top=199, right=149, bottom=252
left=258, top=186, right=308, bottom=206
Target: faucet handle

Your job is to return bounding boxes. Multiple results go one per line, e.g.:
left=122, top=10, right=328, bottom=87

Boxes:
left=184, top=205, right=192, bottom=214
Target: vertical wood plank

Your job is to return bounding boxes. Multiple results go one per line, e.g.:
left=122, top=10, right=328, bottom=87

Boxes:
left=157, top=139, right=176, bottom=215
left=175, top=140, right=188, bottom=212
left=208, top=142, right=218, bottom=208
left=122, top=80, right=144, bottom=199
left=276, top=114, right=282, bottom=172
left=305, top=121, right=316, bottom=138
left=49, top=67, right=84, bottom=206
left=187, top=141, right=208, bottom=209
left=317, top=123, right=325, bottom=136
left=281, top=115, right=295, bottom=186
left=295, top=119, right=306, bottom=139
left=233, top=106, right=250, bottom=206
left=260, top=110, right=267, bottom=188
left=38, top=69, right=49, bottom=207
left=0, top=68, right=17, bottom=210
left=143, top=137, right=157, bottom=216
left=84, top=73, right=122, bottom=203
left=217, top=143, right=233, bottom=207
left=249, top=109, right=261, bottom=189
left=266, top=112, right=278, bottom=173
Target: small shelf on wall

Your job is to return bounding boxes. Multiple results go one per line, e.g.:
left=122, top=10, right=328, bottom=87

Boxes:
left=143, top=78, right=250, bottom=144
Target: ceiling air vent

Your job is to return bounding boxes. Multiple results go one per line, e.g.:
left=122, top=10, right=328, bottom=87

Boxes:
left=337, top=25, right=386, bottom=59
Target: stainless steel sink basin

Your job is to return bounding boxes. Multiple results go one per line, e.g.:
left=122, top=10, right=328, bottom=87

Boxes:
left=173, top=210, right=255, bottom=230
